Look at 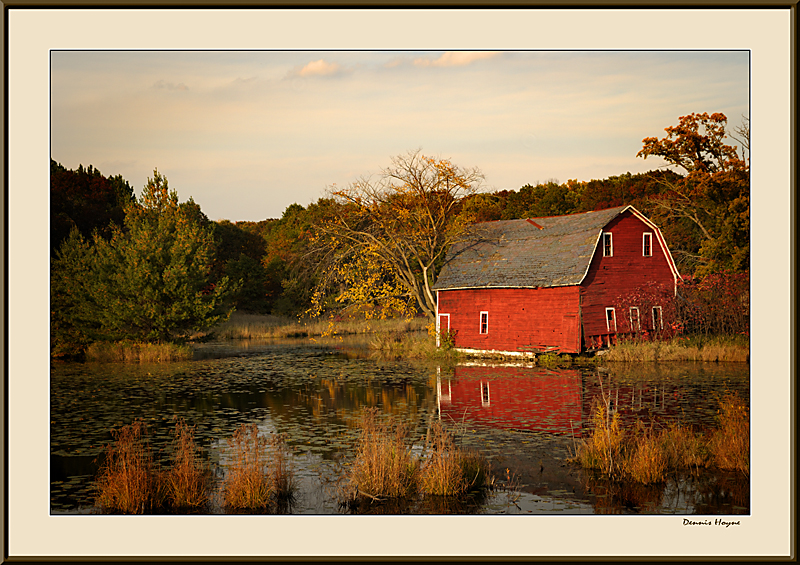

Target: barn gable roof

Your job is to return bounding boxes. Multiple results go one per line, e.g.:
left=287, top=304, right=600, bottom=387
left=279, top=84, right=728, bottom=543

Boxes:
left=433, top=205, right=641, bottom=290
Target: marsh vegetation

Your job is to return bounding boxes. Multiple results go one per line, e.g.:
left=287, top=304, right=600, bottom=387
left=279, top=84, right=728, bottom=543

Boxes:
left=51, top=337, right=749, bottom=515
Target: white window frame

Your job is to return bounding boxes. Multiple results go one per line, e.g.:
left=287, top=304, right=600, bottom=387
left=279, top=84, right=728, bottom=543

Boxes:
left=603, top=232, right=613, bottom=257
left=481, top=381, right=490, bottom=407
left=437, top=313, right=450, bottom=347
left=629, top=306, right=640, bottom=332
left=643, top=232, right=653, bottom=257
left=479, top=311, right=489, bottom=334
left=652, top=306, right=663, bottom=330
left=605, top=307, right=617, bottom=332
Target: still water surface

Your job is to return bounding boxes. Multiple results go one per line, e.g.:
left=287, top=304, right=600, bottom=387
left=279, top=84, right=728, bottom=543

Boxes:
left=50, top=337, right=749, bottom=515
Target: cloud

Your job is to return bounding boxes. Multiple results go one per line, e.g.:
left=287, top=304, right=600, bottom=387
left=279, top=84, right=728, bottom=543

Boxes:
left=413, top=51, right=500, bottom=68
left=297, top=59, right=342, bottom=77
left=152, top=79, right=189, bottom=91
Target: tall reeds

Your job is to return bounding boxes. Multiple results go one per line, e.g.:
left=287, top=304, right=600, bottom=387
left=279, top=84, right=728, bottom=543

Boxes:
left=577, top=399, right=625, bottom=477
left=624, top=426, right=668, bottom=485
left=419, top=422, right=489, bottom=496
left=94, top=420, right=297, bottom=514
left=85, top=341, right=193, bottom=363
left=164, top=419, right=211, bottom=510
left=95, top=418, right=213, bottom=513
left=708, top=392, right=750, bottom=475
left=215, top=312, right=427, bottom=341
left=574, top=392, right=749, bottom=484
left=603, top=335, right=749, bottom=363
left=345, top=410, right=491, bottom=504
left=94, top=420, right=164, bottom=514
left=348, top=410, right=419, bottom=500
left=221, top=424, right=274, bottom=510
left=269, top=433, right=297, bottom=504
left=367, top=328, right=463, bottom=361
left=220, top=424, right=297, bottom=511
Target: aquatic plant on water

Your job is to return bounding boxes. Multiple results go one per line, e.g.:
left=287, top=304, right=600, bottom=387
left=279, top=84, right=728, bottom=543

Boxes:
left=347, top=409, right=419, bottom=500
left=345, top=409, right=491, bottom=505
left=419, top=421, right=490, bottom=496
left=220, top=423, right=274, bottom=510
left=707, top=392, right=749, bottom=475
left=164, top=418, right=211, bottom=510
left=94, top=420, right=165, bottom=514
left=574, top=391, right=749, bottom=483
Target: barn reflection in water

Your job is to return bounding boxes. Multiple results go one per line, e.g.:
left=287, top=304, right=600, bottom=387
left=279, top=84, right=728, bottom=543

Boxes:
left=435, top=363, right=743, bottom=438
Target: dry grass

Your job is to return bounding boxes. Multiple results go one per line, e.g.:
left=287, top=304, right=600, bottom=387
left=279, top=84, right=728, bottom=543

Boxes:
left=214, top=312, right=427, bottom=340
left=345, top=411, right=491, bottom=504
left=164, top=419, right=211, bottom=510
left=577, top=399, right=625, bottom=477
left=707, top=392, right=750, bottom=475
left=660, top=423, right=709, bottom=472
left=220, top=424, right=274, bottom=511
left=347, top=409, right=420, bottom=500
left=624, top=426, right=668, bottom=485
left=419, top=422, right=489, bottom=496
left=575, top=392, right=749, bottom=483
left=603, top=335, right=749, bottom=363
left=95, top=420, right=295, bottom=514
left=269, top=433, right=296, bottom=502
left=94, top=420, right=164, bottom=514
left=368, top=330, right=463, bottom=362
left=86, top=341, right=193, bottom=363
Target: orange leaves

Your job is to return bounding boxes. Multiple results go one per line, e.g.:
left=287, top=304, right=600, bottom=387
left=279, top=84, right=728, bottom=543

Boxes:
left=637, top=112, right=741, bottom=175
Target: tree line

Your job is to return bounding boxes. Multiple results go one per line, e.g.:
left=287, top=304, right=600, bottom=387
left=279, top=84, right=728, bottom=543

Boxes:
left=51, top=112, right=749, bottom=357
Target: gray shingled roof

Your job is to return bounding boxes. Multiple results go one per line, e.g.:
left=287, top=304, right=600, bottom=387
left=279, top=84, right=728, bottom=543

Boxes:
left=433, top=206, right=629, bottom=290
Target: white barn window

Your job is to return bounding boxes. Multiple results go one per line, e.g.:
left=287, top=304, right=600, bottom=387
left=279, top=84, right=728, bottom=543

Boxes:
left=479, top=311, right=489, bottom=334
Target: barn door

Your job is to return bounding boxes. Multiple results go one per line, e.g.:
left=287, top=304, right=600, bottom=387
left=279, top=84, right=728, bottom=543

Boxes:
left=561, top=314, right=579, bottom=353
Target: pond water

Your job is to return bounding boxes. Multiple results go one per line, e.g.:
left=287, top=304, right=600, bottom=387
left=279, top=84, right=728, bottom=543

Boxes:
left=50, top=337, right=750, bottom=515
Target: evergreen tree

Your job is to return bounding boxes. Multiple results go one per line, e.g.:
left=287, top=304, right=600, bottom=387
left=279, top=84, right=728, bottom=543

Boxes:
left=51, top=170, right=236, bottom=351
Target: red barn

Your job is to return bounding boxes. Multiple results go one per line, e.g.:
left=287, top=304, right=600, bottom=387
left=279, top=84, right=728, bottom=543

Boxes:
left=432, top=206, right=680, bottom=355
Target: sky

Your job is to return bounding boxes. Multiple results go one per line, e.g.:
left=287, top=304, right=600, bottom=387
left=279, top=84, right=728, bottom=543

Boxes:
left=50, top=50, right=750, bottom=222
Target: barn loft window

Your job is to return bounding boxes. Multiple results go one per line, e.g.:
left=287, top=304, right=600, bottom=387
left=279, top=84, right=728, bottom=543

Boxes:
left=652, top=306, right=663, bottom=330
left=643, top=232, right=653, bottom=257
left=603, top=232, right=613, bottom=257
left=629, top=307, right=641, bottom=332
left=480, top=311, right=489, bottom=334
left=605, top=307, right=617, bottom=332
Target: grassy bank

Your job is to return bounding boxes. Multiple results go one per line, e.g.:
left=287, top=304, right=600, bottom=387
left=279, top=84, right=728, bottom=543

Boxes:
left=572, top=391, right=749, bottom=483
left=366, top=327, right=465, bottom=362
left=85, top=341, right=194, bottom=363
left=213, top=311, right=428, bottom=340
left=603, top=334, right=749, bottom=363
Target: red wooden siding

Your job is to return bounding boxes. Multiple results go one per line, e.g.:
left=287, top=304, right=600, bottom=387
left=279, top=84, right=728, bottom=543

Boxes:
left=437, top=286, right=582, bottom=353
left=580, top=210, right=676, bottom=347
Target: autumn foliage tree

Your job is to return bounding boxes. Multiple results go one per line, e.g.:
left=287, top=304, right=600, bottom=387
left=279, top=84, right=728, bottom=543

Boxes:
left=309, top=150, right=485, bottom=320
left=51, top=170, right=236, bottom=354
left=50, top=160, right=135, bottom=255
left=637, top=112, right=750, bottom=276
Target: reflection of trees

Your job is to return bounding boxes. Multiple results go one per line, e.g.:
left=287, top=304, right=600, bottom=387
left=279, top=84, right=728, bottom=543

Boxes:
left=259, top=375, right=437, bottom=435
left=584, top=473, right=667, bottom=514
left=691, top=471, right=749, bottom=514
left=341, top=489, right=489, bottom=515
left=583, top=471, right=749, bottom=514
